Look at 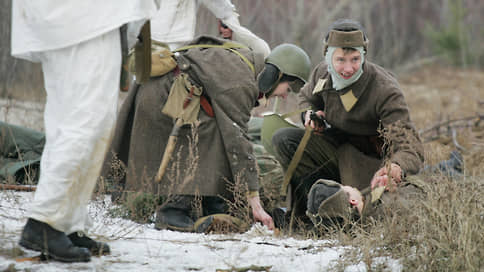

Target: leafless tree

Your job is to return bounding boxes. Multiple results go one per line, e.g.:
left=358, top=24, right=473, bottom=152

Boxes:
left=1, top=0, right=483, bottom=100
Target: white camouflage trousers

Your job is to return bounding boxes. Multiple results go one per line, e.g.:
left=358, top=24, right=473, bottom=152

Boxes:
left=28, top=29, right=121, bottom=234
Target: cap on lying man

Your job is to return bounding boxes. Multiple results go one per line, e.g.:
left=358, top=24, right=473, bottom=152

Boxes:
left=306, top=179, right=366, bottom=226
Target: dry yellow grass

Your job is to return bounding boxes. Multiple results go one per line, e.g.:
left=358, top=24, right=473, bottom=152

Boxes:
left=252, top=64, right=484, bottom=270
left=330, top=65, right=484, bottom=271
left=2, top=64, right=483, bottom=270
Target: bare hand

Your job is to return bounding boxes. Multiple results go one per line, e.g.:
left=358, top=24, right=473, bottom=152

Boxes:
left=304, top=110, right=325, bottom=132
left=370, top=163, right=402, bottom=191
left=248, top=196, right=274, bottom=230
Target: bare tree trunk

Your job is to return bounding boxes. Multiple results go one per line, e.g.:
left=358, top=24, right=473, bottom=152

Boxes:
left=2, top=0, right=483, bottom=102
left=0, top=0, right=12, bottom=98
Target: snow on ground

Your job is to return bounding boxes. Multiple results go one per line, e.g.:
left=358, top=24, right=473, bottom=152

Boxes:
left=0, top=191, right=400, bottom=272
left=0, top=98, right=401, bottom=271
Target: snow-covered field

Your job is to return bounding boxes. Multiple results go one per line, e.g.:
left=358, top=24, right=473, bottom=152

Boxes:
left=0, top=191, right=402, bottom=272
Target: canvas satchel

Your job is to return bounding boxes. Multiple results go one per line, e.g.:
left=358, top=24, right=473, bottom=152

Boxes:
left=161, top=73, right=202, bottom=124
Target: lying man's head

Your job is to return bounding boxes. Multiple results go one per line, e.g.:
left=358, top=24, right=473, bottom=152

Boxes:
left=306, top=179, right=365, bottom=225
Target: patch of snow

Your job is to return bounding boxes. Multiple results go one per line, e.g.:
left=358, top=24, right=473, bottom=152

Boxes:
left=0, top=97, right=402, bottom=271
left=0, top=191, right=377, bottom=271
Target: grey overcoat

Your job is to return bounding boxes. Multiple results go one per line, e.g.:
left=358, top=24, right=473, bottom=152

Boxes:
left=102, top=36, right=264, bottom=197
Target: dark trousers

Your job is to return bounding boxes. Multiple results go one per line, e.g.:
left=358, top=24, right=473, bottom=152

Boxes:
left=272, top=127, right=340, bottom=215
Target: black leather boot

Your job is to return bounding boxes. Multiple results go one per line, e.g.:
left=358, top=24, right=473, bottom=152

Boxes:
left=155, top=195, right=195, bottom=232
left=437, top=150, right=463, bottom=177
left=423, top=150, right=463, bottom=177
left=271, top=207, right=289, bottom=230
left=68, top=232, right=110, bottom=256
left=19, top=218, right=91, bottom=262
left=202, top=196, right=228, bottom=216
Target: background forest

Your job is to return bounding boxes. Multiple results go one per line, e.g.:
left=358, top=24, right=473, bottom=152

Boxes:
left=0, top=0, right=483, bottom=101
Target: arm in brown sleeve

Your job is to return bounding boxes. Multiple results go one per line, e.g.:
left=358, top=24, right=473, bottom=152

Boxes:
left=376, top=84, right=424, bottom=175
left=297, top=62, right=328, bottom=112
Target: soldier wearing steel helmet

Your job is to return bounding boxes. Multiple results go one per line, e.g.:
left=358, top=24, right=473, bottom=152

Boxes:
left=102, top=36, right=311, bottom=232
left=258, top=43, right=311, bottom=100
left=271, top=19, right=424, bottom=223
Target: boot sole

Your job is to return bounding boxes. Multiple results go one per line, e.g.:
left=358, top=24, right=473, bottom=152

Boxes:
left=67, top=234, right=111, bottom=256
left=154, top=222, right=194, bottom=232
left=19, top=238, right=90, bottom=262
left=194, top=216, right=214, bottom=233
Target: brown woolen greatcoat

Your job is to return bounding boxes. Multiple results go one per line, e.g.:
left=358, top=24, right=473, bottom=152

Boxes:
left=298, top=61, right=424, bottom=189
left=102, top=36, right=263, bottom=197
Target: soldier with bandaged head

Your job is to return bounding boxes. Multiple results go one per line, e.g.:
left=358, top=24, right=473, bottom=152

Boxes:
left=271, top=19, right=424, bottom=226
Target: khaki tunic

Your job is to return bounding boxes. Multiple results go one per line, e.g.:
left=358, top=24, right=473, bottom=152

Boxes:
left=102, top=36, right=263, bottom=197
left=298, top=61, right=424, bottom=188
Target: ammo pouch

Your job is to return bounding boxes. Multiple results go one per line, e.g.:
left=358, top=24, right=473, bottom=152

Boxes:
left=129, top=41, right=178, bottom=79
left=162, top=73, right=202, bottom=124
left=160, top=41, right=257, bottom=122
left=150, top=43, right=177, bottom=77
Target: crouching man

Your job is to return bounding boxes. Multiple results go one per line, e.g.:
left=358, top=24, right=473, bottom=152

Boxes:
left=102, top=36, right=311, bottom=233
left=271, top=19, right=424, bottom=221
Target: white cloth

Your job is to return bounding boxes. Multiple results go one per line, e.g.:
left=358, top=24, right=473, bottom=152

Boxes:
left=150, top=0, right=198, bottom=48
left=221, top=13, right=271, bottom=58
left=11, top=1, right=160, bottom=234
left=150, top=0, right=270, bottom=57
left=28, top=30, right=121, bottom=234
left=11, top=0, right=160, bottom=62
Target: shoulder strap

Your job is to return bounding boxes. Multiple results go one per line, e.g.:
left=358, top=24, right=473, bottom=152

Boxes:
left=173, top=42, right=255, bottom=74
left=280, top=125, right=313, bottom=197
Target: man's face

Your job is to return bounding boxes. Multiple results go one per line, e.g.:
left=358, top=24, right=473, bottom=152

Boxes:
left=342, top=185, right=364, bottom=214
left=331, top=48, right=362, bottom=80
left=270, top=82, right=290, bottom=99
left=219, top=22, right=233, bottom=40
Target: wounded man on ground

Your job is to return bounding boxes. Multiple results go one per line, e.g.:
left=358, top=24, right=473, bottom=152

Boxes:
left=305, top=179, right=366, bottom=228
left=303, top=177, right=427, bottom=231
left=101, top=35, right=311, bottom=233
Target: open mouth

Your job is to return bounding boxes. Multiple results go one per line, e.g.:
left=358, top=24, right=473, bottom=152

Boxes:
left=340, top=73, right=353, bottom=80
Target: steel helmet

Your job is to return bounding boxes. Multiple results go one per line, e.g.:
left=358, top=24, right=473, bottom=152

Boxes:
left=265, top=43, right=311, bottom=83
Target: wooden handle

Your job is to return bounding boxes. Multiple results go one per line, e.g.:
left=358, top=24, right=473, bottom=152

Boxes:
left=155, top=135, right=177, bottom=183
left=0, top=184, right=37, bottom=192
